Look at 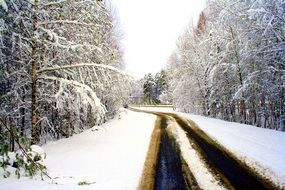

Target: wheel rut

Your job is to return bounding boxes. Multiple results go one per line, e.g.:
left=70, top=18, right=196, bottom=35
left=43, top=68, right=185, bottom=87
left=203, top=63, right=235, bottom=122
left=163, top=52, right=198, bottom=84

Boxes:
left=138, top=115, right=198, bottom=190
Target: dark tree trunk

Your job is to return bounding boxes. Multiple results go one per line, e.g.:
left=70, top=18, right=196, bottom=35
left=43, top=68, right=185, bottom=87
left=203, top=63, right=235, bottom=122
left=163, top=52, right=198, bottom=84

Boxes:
left=31, top=0, right=39, bottom=144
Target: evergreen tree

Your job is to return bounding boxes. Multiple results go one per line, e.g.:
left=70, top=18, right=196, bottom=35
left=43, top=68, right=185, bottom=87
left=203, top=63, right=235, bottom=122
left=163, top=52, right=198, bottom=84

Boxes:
left=154, top=70, right=168, bottom=98
left=143, top=73, right=155, bottom=103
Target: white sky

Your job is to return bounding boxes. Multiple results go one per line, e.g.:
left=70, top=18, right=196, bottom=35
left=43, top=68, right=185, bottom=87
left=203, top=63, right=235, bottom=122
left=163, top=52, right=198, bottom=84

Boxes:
left=111, top=0, right=206, bottom=78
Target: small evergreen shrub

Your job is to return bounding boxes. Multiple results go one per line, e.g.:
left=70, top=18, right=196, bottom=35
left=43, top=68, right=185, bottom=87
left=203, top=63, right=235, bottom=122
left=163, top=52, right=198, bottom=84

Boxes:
left=0, top=134, right=47, bottom=179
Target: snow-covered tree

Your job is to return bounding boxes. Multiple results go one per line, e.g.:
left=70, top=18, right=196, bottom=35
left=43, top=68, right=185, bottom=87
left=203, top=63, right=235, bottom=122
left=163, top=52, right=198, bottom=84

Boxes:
left=168, top=0, right=285, bottom=131
left=143, top=73, right=156, bottom=104
left=129, top=79, right=144, bottom=104
left=154, top=70, right=169, bottom=99
left=0, top=0, right=129, bottom=147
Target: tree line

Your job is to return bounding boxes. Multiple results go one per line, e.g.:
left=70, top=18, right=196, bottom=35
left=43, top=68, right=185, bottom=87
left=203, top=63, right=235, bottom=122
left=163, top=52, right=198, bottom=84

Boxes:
left=167, top=0, right=285, bottom=131
left=130, top=70, right=171, bottom=105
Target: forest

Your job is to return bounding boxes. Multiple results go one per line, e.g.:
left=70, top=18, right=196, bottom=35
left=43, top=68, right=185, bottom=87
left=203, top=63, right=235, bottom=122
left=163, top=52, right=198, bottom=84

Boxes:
left=167, top=0, right=285, bottom=131
left=0, top=0, right=129, bottom=152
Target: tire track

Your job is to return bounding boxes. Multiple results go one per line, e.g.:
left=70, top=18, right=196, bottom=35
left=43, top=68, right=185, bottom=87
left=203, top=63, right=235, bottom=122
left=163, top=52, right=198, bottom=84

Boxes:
left=138, top=117, right=162, bottom=190
left=138, top=115, right=198, bottom=190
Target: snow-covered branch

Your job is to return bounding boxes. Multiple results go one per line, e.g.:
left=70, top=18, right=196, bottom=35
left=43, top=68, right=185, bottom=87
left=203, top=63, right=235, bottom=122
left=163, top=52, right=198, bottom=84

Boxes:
left=37, top=63, right=126, bottom=76
left=38, top=76, right=106, bottom=113
left=39, top=0, right=68, bottom=7
left=39, top=20, right=93, bottom=27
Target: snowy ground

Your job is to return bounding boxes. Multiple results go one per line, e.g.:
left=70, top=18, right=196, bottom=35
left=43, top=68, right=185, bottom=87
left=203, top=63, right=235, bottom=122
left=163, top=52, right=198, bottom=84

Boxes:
left=133, top=106, right=285, bottom=188
left=0, top=109, right=156, bottom=190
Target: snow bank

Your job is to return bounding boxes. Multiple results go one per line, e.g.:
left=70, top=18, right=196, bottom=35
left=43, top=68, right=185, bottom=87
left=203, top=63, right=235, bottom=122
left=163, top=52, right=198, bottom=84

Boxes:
left=0, top=109, right=156, bottom=190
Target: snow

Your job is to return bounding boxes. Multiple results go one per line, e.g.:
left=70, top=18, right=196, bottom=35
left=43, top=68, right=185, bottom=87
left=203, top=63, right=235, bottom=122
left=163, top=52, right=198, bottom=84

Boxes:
left=31, top=145, right=46, bottom=159
left=7, top=152, right=16, bottom=166
left=0, top=109, right=156, bottom=190
left=0, top=0, right=8, bottom=12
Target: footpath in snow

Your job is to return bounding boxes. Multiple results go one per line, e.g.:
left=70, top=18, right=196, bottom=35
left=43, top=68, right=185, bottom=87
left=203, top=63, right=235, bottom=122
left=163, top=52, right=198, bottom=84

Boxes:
left=0, top=109, right=156, bottom=190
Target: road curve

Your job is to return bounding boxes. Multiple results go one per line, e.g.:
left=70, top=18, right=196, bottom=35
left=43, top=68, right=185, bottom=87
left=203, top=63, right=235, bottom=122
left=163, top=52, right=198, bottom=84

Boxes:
left=133, top=108, right=281, bottom=190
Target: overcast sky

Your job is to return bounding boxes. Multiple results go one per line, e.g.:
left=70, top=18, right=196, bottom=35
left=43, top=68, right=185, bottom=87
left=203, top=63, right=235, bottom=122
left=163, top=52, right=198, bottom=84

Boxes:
left=111, top=0, right=206, bottom=78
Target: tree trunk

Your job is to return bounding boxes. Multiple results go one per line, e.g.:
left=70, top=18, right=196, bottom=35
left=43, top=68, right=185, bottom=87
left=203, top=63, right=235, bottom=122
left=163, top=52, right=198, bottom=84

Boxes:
left=20, top=94, right=25, bottom=137
left=230, top=26, right=246, bottom=123
left=8, top=118, right=15, bottom=151
left=31, top=0, right=39, bottom=145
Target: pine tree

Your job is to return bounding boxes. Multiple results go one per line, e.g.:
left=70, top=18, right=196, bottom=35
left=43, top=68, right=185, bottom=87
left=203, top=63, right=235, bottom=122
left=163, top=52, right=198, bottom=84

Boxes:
left=143, top=73, right=155, bottom=104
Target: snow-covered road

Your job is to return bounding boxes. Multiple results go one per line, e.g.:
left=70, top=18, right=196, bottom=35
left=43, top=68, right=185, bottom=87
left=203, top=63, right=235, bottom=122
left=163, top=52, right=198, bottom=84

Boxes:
left=135, top=109, right=280, bottom=190
left=133, top=106, right=285, bottom=190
